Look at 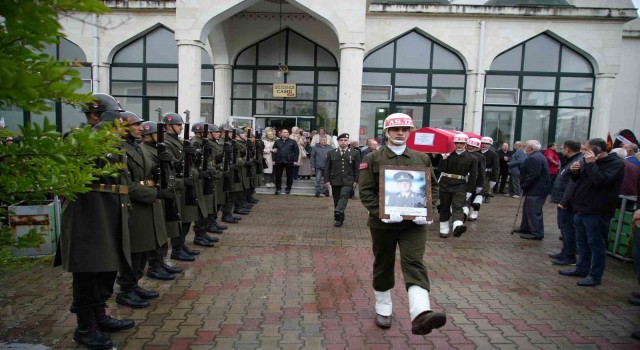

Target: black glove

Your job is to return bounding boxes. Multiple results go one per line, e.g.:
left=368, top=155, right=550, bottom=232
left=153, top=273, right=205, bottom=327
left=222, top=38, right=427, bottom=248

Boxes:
left=244, top=161, right=252, bottom=168
left=184, top=178, right=195, bottom=187
left=228, top=164, right=236, bottom=171
left=215, top=153, right=223, bottom=163
left=223, top=170, right=232, bottom=178
left=156, top=188, right=175, bottom=199
left=203, top=142, right=214, bottom=151
left=198, top=171, right=211, bottom=179
left=183, top=145, right=196, bottom=155
left=158, top=150, right=172, bottom=163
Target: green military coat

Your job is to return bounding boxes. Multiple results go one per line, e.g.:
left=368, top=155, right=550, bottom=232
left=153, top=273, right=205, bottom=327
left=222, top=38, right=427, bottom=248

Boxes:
left=359, top=146, right=439, bottom=230
left=469, top=151, right=486, bottom=188
left=165, top=134, right=206, bottom=222
left=122, top=139, right=167, bottom=253
left=438, top=150, right=478, bottom=194
left=211, top=139, right=226, bottom=206
left=233, top=139, right=248, bottom=192
left=191, top=135, right=216, bottom=215
left=60, top=148, right=131, bottom=272
left=140, top=141, right=181, bottom=239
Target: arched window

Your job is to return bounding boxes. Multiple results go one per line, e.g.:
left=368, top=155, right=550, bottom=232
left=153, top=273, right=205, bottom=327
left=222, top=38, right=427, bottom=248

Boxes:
left=232, top=28, right=339, bottom=133
left=361, top=30, right=467, bottom=141
left=3, top=38, right=91, bottom=133
left=483, top=33, right=595, bottom=148
left=111, top=26, right=214, bottom=122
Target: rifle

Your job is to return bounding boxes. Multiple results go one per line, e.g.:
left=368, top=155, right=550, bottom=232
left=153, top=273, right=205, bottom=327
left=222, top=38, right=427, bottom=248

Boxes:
left=200, top=123, right=214, bottom=195
left=246, top=128, right=255, bottom=177
left=223, top=129, right=233, bottom=192
left=255, top=130, right=264, bottom=175
left=157, top=123, right=181, bottom=222
left=182, top=111, right=197, bottom=205
left=231, top=129, right=242, bottom=183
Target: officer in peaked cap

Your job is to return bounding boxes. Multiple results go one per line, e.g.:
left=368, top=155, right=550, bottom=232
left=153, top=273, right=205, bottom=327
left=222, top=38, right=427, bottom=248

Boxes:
left=388, top=172, right=425, bottom=209
left=394, top=171, right=413, bottom=182
left=324, top=132, right=360, bottom=227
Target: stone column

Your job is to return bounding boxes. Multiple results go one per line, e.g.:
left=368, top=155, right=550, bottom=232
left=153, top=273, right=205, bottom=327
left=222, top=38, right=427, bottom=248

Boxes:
left=337, top=43, right=364, bottom=140
left=591, top=73, right=616, bottom=139
left=214, top=64, right=232, bottom=126
left=177, top=40, right=202, bottom=124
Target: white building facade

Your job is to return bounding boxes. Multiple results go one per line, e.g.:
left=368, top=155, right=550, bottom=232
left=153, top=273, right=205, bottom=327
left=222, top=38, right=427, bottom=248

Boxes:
left=4, top=0, right=639, bottom=147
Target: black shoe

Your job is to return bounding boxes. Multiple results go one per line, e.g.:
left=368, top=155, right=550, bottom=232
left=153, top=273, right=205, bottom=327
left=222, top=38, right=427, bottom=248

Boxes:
left=94, top=307, right=135, bottom=332
left=194, top=236, right=214, bottom=247
left=315, top=192, right=320, bottom=197
left=512, top=229, right=530, bottom=234
left=73, top=327, right=113, bottom=349
left=375, top=314, right=391, bottom=329
left=411, top=311, right=447, bottom=335
left=147, top=267, right=176, bottom=281
left=335, top=220, right=343, bottom=227
left=577, top=276, right=601, bottom=287
left=453, top=224, right=466, bottom=237
left=134, top=286, right=159, bottom=300
left=628, top=297, right=640, bottom=306
left=483, top=197, right=490, bottom=203
left=183, top=246, right=200, bottom=255
left=222, top=215, right=239, bottom=223
left=520, top=233, right=543, bottom=240
left=324, top=191, right=330, bottom=197
left=247, top=198, right=259, bottom=204
left=285, top=190, right=291, bottom=194
left=162, top=262, right=183, bottom=274
left=632, top=291, right=640, bottom=299
left=558, top=269, right=588, bottom=277
left=203, top=234, right=219, bottom=243
left=233, top=209, right=250, bottom=215
left=206, top=225, right=223, bottom=234
left=116, top=290, right=149, bottom=308
left=170, top=249, right=195, bottom=262
left=632, top=330, right=640, bottom=340
left=548, top=252, right=564, bottom=259
left=275, top=190, right=281, bottom=195
left=214, top=221, right=228, bottom=230
left=551, top=258, right=576, bottom=266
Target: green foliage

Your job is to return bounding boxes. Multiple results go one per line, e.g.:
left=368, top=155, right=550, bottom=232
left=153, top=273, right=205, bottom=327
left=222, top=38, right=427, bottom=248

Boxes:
left=0, top=0, right=109, bottom=112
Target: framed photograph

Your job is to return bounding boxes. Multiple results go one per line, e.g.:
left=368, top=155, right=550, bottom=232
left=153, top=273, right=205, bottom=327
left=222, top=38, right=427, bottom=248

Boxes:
left=379, top=165, right=432, bottom=221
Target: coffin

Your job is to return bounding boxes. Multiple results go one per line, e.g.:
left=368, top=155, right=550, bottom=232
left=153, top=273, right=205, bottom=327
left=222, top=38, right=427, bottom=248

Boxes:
left=406, top=127, right=460, bottom=154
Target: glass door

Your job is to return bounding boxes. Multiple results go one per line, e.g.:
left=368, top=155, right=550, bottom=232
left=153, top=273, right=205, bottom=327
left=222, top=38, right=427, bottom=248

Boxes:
left=483, top=106, right=516, bottom=147
left=520, top=108, right=551, bottom=147
left=392, top=104, right=425, bottom=128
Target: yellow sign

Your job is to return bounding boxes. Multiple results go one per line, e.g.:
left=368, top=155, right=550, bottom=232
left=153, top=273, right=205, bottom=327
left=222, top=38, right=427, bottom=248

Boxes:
left=273, top=83, right=297, bottom=98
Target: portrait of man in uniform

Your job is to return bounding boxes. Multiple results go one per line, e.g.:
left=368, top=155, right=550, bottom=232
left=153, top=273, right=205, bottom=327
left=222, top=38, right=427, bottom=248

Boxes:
left=381, top=167, right=430, bottom=220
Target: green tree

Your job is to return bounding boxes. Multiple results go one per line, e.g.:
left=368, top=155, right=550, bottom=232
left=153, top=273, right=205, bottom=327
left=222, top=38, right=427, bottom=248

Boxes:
left=0, top=0, right=121, bottom=252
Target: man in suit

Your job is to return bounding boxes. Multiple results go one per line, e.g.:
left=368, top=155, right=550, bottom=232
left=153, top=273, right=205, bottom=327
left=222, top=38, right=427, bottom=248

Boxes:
left=325, top=133, right=360, bottom=227
left=387, top=171, right=425, bottom=208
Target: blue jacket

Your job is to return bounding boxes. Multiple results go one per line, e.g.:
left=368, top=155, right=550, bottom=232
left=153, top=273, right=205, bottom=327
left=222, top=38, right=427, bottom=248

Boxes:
left=508, top=148, right=526, bottom=175
left=520, top=150, right=552, bottom=196
left=310, top=143, right=331, bottom=169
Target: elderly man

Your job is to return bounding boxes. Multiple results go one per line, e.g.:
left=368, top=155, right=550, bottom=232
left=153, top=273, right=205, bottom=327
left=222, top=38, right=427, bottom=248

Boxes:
left=623, top=143, right=640, bottom=167
left=558, top=138, right=624, bottom=286
left=361, top=138, right=380, bottom=158
left=507, top=141, right=526, bottom=198
left=514, top=140, right=552, bottom=240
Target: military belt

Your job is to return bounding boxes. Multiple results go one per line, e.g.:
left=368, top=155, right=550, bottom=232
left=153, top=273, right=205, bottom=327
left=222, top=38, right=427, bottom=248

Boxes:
left=139, top=180, right=156, bottom=187
left=485, top=168, right=492, bottom=172
left=90, top=184, right=129, bottom=194
left=441, top=172, right=467, bottom=180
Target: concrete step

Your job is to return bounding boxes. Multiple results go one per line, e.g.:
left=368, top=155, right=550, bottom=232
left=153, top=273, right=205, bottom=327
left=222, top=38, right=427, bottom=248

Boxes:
left=256, top=178, right=320, bottom=196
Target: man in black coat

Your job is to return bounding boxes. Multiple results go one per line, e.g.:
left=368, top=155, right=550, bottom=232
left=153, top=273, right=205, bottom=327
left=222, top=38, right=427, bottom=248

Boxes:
left=516, top=140, right=552, bottom=240
left=272, top=129, right=299, bottom=195
left=558, top=138, right=624, bottom=287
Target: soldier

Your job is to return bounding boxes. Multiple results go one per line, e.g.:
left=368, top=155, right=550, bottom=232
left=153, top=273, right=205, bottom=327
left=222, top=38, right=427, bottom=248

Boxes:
left=161, top=112, right=201, bottom=261
left=359, top=113, right=446, bottom=335
left=325, top=133, right=360, bottom=227
left=480, top=136, right=499, bottom=203
left=63, top=93, right=118, bottom=138
left=57, top=94, right=134, bottom=349
left=438, top=133, right=478, bottom=238
left=140, top=121, right=183, bottom=281
left=206, top=124, right=228, bottom=232
left=115, top=111, right=169, bottom=308
left=466, top=137, right=486, bottom=221
left=190, top=122, right=220, bottom=248
left=233, top=128, right=252, bottom=215
left=387, top=172, right=425, bottom=208
left=219, top=125, right=242, bottom=223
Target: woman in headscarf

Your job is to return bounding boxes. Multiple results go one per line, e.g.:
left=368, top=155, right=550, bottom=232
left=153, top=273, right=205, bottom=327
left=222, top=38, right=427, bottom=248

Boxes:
left=297, top=130, right=312, bottom=180
left=262, top=128, right=276, bottom=187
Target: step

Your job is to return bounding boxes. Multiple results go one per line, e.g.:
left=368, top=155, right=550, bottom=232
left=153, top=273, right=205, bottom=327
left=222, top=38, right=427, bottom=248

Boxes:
left=257, top=178, right=321, bottom=196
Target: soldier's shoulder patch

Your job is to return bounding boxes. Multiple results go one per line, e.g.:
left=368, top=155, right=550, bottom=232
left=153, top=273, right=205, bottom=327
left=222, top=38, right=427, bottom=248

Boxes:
left=359, top=162, right=369, bottom=170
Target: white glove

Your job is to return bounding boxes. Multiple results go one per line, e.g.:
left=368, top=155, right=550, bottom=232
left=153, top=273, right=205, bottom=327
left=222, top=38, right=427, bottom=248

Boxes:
left=475, top=187, right=483, bottom=194
left=382, top=214, right=403, bottom=224
left=442, top=153, right=450, bottom=160
left=466, top=192, right=472, bottom=200
left=489, top=181, right=496, bottom=188
left=412, top=216, right=430, bottom=225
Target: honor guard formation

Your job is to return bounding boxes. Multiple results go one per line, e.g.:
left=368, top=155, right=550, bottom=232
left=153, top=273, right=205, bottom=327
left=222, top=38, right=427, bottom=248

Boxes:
left=50, top=95, right=637, bottom=347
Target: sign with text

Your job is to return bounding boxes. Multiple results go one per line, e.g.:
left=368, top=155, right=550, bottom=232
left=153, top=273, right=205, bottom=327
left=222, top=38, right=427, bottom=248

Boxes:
left=273, top=83, right=297, bottom=98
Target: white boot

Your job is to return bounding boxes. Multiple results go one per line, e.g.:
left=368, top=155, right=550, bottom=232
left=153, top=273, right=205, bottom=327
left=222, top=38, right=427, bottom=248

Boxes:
left=374, top=289, right=393, bottom=316
left=407, top=285, right=431, bottom=321
left=439, top=222, right=449, bottom=237
left=462, top=206, right=469, bottom=221
left=469, top=209, right=478, bottom=221
left=452, top=220, right=466, bottom=237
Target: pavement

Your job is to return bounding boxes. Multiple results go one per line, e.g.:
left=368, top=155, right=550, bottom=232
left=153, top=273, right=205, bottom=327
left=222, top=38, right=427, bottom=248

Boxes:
left=1, top=193, right=640, bottom=349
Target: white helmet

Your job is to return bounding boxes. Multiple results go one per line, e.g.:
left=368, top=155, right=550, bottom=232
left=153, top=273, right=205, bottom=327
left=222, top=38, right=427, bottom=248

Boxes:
left=383, top=113, right=415, bottom=131
left=453, top=133, right=469, bottom=143
left=467, top=137, right=482, bottom=148
left=481, top=136, right=493, bottom=144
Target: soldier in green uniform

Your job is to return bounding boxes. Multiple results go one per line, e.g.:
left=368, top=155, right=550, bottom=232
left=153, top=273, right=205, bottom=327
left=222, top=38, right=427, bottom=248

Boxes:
left=190, top=122, right=219, bottom=247
left=466, top=137, right=486, bottom=221
left=359, top=113, right=446, bottom=336
left=140, top=121, right=183, bottom=281
left=233, top=128, right=252, bottom=215
left=387, top=172, right=425, bottom=208
left=161, top=112, right=201, bottom=261
left=57, top=94, right=134, bottom=349
left=220, top=125, right=242, bottom=223
left=437, top=133, right=478, bottom=238
left=207, top=124, right=229, bottom=231
left=480, top=136, right=499, bottom=203
left=325, top=133, right=360, bottom=227
left=114, top=111, right=168, bottom=308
